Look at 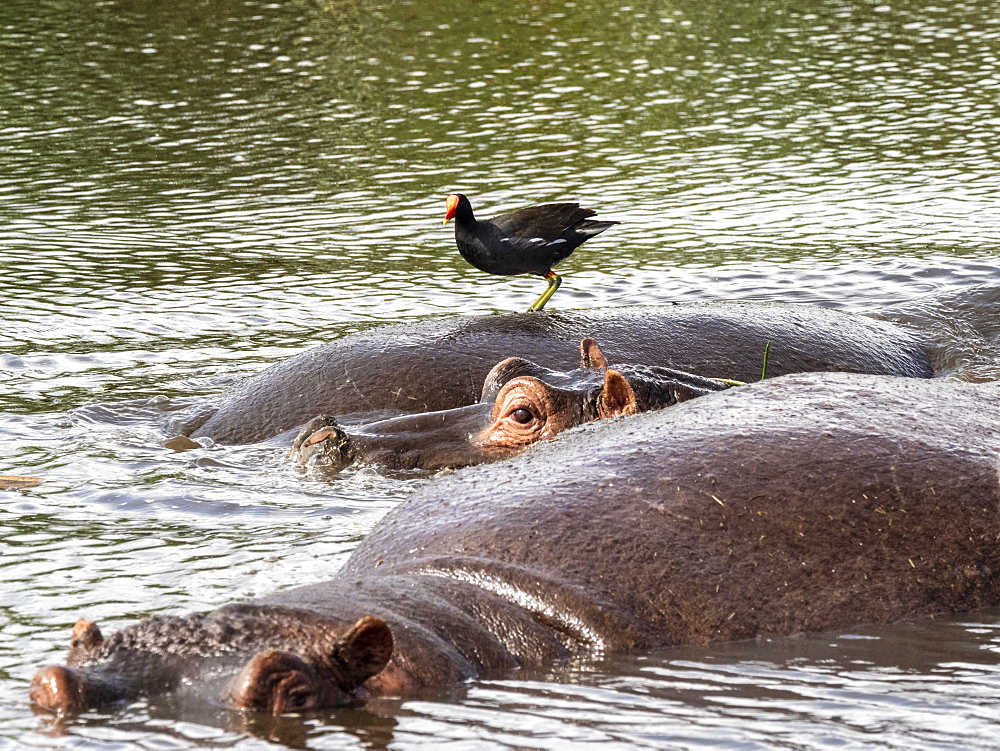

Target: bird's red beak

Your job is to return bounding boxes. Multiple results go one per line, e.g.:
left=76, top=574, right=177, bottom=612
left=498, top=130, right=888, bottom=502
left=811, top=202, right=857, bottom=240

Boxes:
left=443, top=194, right=460, bottom=224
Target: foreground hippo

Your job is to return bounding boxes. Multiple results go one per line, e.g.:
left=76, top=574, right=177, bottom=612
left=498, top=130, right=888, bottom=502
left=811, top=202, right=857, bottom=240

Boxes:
left=292, top=338, right=732, bottom=471
left=34, top=372, right=1000, bottom=716
left=184, top=303, right=933, bottom=443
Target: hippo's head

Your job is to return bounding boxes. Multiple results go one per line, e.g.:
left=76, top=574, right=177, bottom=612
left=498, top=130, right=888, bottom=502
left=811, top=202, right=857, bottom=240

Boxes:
left=291, top=338, right=735, bottom=473
left=289, top=368, right=636, bottom=471
left=30, top=607, right=393, bottom=716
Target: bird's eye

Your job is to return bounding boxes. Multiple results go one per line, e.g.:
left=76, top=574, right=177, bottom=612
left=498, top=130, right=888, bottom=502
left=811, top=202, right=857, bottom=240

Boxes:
left=509, top=408, right=534, bottom=424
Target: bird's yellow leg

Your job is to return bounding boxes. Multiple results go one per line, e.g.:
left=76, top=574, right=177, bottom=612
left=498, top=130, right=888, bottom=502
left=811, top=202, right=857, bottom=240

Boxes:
left=528, top=272, right=562, bottom=312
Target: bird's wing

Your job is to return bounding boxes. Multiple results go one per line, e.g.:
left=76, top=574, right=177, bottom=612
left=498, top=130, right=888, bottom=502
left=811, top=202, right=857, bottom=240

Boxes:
left=489, top=203, right=596, bottom=240
left=486, top=234, right=576, bottom=270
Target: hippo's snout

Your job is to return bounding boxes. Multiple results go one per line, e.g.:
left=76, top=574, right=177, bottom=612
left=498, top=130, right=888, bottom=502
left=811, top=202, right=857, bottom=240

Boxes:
left=291, top=415, right=353, bottom=470
left=30, top=663, right=135, bottom=715
left=30, top=665, right=89, bottom=715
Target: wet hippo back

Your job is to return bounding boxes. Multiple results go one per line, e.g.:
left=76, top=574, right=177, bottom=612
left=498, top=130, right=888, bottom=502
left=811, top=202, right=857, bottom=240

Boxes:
left=31, top=373, right=1000, bottom=716
left=190, top=303, right=932, bottom=443
left=337, top=373, right=1000, bottom=649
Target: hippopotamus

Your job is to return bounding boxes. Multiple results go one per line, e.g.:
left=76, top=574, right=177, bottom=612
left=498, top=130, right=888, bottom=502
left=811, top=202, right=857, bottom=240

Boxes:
left=33, top=372, right=1000, bottom=717
left=292, top=338, right=733, bottom=472
left=182, top=303, right=933, bottom=444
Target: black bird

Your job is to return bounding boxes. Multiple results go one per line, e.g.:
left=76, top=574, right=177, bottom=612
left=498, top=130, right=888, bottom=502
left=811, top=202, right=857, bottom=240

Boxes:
left=443, top=193, right=618, bottom=311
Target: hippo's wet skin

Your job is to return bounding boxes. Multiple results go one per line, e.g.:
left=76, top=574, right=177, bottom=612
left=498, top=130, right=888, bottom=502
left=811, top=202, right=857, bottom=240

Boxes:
left=291, top=338, right=732, bottom=472
left=184, top=303, right=933, bottom=444
left=34, top=373, right=1000, bottom=717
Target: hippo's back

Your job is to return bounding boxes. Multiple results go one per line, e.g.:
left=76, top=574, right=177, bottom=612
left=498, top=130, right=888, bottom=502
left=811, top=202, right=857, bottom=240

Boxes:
left=346, top=374, right=1000, bottom=649
left=189, top=303, right=932, bottom=443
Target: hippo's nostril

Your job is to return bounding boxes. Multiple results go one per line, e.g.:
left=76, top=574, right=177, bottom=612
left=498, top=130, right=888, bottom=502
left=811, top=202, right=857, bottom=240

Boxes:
left=30, top=665, right=83, bottom=716
left=291, top=415, right=339, bottom=451
left=291, top=416, right=353, bottom=470
left=303, top=427, right=342, bottom=449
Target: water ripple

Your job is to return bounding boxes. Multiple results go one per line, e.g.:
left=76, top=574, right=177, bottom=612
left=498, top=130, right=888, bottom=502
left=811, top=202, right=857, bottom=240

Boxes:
left=4, top=0, right=1000, bottom=746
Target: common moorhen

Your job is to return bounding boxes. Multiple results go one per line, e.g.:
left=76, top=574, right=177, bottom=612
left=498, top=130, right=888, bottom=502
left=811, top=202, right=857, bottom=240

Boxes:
left=443, top=193, right=618, bottom=311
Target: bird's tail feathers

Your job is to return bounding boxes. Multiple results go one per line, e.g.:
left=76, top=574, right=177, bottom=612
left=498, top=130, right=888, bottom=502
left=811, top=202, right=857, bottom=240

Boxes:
left=575, top=220, right=619, bottom=237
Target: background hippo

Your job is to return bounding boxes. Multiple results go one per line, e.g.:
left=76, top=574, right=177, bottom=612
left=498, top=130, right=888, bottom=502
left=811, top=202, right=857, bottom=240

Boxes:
left=34, top=372, right=1000, bottom=717
left=292, top=338, right=732, bottom=472
left=182, top=302, right=933, bottom=443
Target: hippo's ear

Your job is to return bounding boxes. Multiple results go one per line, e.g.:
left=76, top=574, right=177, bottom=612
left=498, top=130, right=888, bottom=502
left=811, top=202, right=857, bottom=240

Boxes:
left=329, top=616, right=394, bottom=692
left=67, top=618, right=104, bottom=666
left=579, top=338, right=609, bottom=369
left=597, top=370, right=638, bottom=418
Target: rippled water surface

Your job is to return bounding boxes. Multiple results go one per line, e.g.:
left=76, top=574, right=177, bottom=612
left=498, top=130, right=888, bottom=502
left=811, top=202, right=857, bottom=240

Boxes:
left=3, top=0, right=1000, bottom=747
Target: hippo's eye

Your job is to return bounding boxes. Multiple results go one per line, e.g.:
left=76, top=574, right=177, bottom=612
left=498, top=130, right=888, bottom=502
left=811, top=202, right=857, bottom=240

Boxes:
left=284, top=687, right=316, bottom=711
left=509, top=408, right=534, bottom=424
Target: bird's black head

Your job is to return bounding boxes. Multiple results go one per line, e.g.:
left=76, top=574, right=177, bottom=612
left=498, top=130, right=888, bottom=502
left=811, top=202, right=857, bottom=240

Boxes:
left=444, top=193, right=473, bottom=224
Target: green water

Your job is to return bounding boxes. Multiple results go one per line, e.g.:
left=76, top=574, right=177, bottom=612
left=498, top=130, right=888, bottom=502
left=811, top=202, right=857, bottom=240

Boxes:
left=2, top=0, right=1000, bottom=747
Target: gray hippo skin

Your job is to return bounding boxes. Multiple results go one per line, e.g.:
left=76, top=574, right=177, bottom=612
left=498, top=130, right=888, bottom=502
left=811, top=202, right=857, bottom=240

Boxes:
left=33, top=373, right=1000, bottom=716
left=291, top=338, right=733, bottom=472
left=187, top=303, right=933, bottom=444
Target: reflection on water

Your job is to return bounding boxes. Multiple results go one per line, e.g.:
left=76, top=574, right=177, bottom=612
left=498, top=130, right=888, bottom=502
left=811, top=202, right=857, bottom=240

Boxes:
left=445, top=614, right=1000, bottom=749
left=3, top=0, right=1000, bottom=746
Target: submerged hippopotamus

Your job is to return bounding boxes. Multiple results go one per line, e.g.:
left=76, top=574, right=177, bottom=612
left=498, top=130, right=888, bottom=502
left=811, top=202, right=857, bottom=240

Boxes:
left=34, top=372, right=1000, bottom=717
left=292, top=338, right=732, bottom=471
left=183, top=303, right=932, bottom=444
